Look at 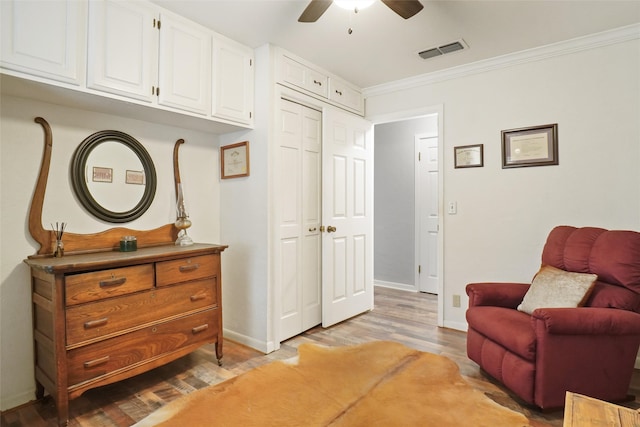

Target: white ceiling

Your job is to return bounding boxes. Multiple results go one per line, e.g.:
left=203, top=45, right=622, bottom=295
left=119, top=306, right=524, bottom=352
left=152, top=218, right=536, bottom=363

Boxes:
left=151, top=0, right=640, bottom=89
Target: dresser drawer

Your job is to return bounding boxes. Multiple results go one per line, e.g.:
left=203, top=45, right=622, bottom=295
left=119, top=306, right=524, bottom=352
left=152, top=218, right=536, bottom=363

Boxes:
left=65, top=264, right=154, bottom=306
left=66, top=278, right=218, bottom=346
left=67, top=309, right=218, bottom=385
left=156, top=254, right=218, bottom=287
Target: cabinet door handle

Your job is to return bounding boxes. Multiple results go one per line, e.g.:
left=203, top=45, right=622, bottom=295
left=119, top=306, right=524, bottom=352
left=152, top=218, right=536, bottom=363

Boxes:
left=190, top=293, right=207, bottom=302
left=192, top=324, right=209, bottom=334
left=313, top=79, right=322, bottom=86
left=84, top=355, right=110, bottom=368
left=84, top=318, right=108, bottom=329
left=335, top=89, right=343, bottom=96
left=179, top=264, right=200, bottom=273
left=99, top=277, right=126, bottom=287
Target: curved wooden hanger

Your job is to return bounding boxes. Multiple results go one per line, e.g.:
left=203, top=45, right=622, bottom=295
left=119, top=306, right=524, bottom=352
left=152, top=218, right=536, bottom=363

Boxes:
left=27, top=117, right=178, bottom=258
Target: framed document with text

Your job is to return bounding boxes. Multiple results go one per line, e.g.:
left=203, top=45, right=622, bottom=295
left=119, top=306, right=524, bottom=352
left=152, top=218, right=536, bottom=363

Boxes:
left=221, top=141, right=250, bottom=179
left=502, top=124, right=558, bottom=168
left=454, top=144, right=484, bottom=168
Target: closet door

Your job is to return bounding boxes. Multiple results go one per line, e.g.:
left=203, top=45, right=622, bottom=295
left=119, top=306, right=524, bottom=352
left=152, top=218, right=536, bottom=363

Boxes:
left=277, top=99, right=322, bottom=341
left=321, top=108, right=374, bottom=327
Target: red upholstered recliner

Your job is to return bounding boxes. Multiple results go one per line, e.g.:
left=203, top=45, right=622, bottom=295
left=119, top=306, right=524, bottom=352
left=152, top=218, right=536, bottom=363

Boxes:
left=466, top=226, right=640, bottom=409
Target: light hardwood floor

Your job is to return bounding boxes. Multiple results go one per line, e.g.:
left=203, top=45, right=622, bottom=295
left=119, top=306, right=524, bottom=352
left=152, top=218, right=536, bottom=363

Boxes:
left=2, top=286, right=639, bottom=426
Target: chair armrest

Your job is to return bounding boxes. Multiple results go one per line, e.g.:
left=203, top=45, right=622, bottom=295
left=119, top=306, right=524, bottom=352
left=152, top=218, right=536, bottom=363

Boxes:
left=465, top=282, right=530, bottom=309
left=531, top=307, right=640, bottom=335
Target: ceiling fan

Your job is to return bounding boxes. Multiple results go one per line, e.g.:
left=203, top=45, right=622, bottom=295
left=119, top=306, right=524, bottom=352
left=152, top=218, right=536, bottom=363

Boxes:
left=298, top=0, right=424, bottom=23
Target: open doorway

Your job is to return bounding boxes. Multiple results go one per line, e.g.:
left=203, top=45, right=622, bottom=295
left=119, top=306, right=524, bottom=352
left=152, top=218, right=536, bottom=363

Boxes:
left=372, top=108, right=444, bottom=326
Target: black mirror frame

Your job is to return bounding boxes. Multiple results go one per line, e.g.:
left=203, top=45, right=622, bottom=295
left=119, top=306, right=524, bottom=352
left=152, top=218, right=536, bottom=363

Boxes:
left=71, top=130, right=157, bottom=223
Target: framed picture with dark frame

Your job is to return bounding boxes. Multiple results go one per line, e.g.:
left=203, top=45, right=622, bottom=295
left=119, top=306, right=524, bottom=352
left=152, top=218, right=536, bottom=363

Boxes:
left=454, top=144, right=484, bottom=168
left=220, top=140, right=250, bottom=179
left=501, top=123, right=558, bottom=169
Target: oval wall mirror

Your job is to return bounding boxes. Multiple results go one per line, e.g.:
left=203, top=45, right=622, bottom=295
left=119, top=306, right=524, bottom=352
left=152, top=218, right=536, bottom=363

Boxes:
left=71, top=130, right=157, bottom=223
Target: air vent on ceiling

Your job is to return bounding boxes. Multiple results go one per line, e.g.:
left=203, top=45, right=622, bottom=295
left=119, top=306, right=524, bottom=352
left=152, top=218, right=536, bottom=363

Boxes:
left=418, top=39, right=467, bottom=60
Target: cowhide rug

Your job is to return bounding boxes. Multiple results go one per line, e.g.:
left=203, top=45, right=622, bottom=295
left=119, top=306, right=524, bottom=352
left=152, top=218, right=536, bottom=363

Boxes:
left=134, top=341, right=536, bottom=426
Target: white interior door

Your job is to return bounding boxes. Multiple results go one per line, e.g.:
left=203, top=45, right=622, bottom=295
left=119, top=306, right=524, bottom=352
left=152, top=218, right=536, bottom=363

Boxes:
left=416, top=135, right=439, bottom=293
left=277, top=98, right=322, bottom=341
left=322, top=108, right=374, bottom=327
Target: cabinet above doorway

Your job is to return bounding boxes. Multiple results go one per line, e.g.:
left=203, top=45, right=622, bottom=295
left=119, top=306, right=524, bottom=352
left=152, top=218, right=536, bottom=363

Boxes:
left=276, top=48, right=364, bottom=116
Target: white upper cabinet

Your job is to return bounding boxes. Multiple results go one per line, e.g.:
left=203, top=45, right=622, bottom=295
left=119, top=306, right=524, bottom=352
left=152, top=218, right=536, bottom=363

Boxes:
left=276, top=49, right=363, bottom=116
left=1, top=0, right=86, bottom=85
left=280, top=54, right=328, bottom=99
left=1, top=0, right=255, bottom=130
left=329, top=77, right=364, bottom=113
left=87, top=0, right=158, bottom=102
left=158, top=12, right=211, bottom=115
left=211, top=33, right=254, bottom=125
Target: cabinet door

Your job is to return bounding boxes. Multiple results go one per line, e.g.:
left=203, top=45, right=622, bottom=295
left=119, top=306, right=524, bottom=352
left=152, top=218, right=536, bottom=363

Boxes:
left=87, top=0, right=158, bottom=102
left=158, top=12, right=210, bottom=115
left=211, top=34, right=254, bottom=125
left=1, top=0, right=86, bottom=85
left=280, top=55, right=328, bottom=99
left=329, top=77, right=363, bottom=114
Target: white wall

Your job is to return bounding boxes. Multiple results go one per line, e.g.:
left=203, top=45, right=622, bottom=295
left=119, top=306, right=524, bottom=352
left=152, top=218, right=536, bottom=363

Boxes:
left=0, top=95, right=222, bottom=410
left=365, top=30, right=640, bottom=330
left=217, top=44, right=274, bottom=353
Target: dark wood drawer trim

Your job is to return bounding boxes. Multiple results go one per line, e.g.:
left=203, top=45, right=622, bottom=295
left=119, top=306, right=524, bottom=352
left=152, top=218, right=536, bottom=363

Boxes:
left=67, top=310, right=217, bottom=385
left=66, top=278, right=218, bottom=346
left=65, top=264, right=154, bottom=306
left=156, top=254, right=219, bottom=287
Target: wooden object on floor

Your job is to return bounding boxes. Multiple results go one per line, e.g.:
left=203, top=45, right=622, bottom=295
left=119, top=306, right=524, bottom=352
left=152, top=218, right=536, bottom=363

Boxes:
left=563, top=392, right=640, bottom=427
left=24, top=243, right=226, bottom=426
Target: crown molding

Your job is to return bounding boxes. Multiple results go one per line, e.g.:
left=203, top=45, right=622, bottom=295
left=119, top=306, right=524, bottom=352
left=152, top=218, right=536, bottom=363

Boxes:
left=363, top=23, right=640, bottom=98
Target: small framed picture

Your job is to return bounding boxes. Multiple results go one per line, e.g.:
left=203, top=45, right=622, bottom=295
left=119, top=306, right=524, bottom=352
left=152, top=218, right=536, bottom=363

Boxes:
left=221, top=141, right=250, bottom=179
left=502, top=124, right=558, bottom=168
left=125, top=170, right=145, bottom=185
left=454, top=144, right=484, bottom=168
left=92, top=166, right=113, bottom=183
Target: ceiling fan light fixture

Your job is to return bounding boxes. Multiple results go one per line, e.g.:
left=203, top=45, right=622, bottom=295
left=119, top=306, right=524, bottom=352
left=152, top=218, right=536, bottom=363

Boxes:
left=334, top=0, right=375, bottom=11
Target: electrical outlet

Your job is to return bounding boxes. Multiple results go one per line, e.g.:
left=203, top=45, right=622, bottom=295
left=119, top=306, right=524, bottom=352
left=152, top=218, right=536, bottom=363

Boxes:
left=453, top=294, right=461, bottom=307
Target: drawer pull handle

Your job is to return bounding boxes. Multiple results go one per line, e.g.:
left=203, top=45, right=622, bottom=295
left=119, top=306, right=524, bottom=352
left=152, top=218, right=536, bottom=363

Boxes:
left=99, top=277, right=126, bottom=287
left=84, top=355, right=110, bottom=368
left=313, top=79, right=322, bottom=86
left=335, top=89, right=343, bottom=96
left=84, top=318, right=108, bottom=329
left=190, top=294, right=207, bottom=302
left=192, top=324, right=209, bottom=334
left=179, top=264, right=200, bottom=273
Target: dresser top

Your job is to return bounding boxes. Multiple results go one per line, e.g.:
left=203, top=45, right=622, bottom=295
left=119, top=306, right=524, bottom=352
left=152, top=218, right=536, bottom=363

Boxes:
left=24, top=243, right=227, bottom=274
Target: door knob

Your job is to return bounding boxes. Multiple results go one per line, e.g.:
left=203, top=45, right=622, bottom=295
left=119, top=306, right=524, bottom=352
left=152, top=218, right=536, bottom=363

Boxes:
left=327, top=226, right=337, bottom=233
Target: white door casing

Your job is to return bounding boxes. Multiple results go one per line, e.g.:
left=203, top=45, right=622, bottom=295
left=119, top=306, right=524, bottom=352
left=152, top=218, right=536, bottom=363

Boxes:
left=322, top=108, right=374, bottom=327
left=415, top=135, right=439, bottom=294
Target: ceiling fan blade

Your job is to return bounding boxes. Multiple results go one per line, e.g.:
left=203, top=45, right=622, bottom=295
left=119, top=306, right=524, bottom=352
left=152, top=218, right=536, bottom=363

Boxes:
left=298, top=0, right=333, bottom=23
left=381, top=0, right=424, bottom=19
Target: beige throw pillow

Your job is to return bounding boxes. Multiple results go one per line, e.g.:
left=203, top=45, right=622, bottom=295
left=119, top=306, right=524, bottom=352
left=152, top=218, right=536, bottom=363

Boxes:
left=517, top=265, right=597, bottom=315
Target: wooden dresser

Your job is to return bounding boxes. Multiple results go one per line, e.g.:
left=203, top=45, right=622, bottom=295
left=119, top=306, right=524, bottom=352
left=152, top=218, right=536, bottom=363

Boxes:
left=24, top=243, right=226, bottom=426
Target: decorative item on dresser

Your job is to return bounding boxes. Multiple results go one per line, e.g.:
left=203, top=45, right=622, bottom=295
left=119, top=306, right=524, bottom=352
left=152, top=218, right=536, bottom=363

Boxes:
left=24, top=118, right=227, bottom=426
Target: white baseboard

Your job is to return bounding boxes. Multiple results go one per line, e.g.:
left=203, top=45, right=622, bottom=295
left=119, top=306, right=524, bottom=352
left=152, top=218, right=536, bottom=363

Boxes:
left=374, top=280, right=417, bottom=292
left=443, top=319, right=468, bottom=332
